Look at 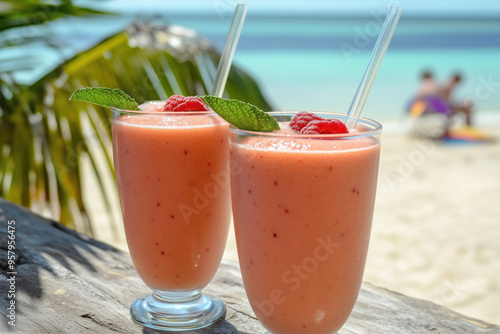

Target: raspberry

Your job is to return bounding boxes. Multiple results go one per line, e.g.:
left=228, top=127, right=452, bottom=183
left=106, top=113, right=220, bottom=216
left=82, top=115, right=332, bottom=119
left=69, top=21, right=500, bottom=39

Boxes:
left=289, top=112, right=323, bottom=132
left=162, top=95, right=209, bottom=112
left=290, top=112, right=348, bottom=134
left=300, top=119, right=349, bottom=135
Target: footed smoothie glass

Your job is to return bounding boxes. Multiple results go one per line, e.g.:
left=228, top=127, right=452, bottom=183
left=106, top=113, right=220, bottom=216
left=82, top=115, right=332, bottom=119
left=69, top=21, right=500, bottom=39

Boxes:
left=111, top=102, right=230, bottom=331
left=229, top=112, right=381, bottom=334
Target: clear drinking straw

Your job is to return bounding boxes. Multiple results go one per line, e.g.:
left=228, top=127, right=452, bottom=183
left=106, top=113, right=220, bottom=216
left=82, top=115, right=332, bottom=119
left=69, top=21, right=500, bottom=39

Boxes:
left=344, top=6, right=402, bottom=130
left=211, top=3, right=248, bottom=98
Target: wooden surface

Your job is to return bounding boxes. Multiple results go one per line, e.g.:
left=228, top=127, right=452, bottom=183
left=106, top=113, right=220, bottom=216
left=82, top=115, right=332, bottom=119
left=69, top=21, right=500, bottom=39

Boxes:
left=1, top=198, right=499, bottom=333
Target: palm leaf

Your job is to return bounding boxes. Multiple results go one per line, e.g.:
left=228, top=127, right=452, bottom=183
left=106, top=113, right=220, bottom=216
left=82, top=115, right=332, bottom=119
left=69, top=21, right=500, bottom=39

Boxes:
left=0, top=0, right=111, bottom=33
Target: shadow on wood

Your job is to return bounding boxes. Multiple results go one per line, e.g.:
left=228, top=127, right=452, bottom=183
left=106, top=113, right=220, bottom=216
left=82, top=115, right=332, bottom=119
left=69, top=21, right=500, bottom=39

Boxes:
left=1, top=198, right=499, bottom=333
left=0, top=198, right=262, bottom=333
left=141, top=319, right=252, bottom=334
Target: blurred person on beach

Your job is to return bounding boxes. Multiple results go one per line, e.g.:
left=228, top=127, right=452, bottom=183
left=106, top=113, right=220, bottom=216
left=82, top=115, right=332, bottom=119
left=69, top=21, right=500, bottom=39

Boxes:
left=408, top=70, right=474, bottom=138
left=441, top=73, right=473, bottom=127
left=408, top=70, right=449, bottom=118
left=415, top=71, right=439, bottom=98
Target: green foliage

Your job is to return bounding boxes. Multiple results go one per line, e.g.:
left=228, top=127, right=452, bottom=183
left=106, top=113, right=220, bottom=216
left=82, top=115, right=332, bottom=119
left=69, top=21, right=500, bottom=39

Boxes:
left=0, top=23, right=273, bottom=235
left=0, top=0, right=110, bottom=34
left=70, top=88, right=140, bottom=110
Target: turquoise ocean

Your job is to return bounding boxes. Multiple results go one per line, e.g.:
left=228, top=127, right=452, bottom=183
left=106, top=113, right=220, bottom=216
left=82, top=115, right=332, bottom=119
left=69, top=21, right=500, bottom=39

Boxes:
left=4, top=12, right=500, bottom=123
left=169, top=14, right=500, bottom=123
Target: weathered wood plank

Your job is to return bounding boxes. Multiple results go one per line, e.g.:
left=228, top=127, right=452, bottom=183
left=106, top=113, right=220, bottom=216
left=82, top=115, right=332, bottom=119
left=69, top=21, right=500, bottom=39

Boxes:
left=1, top=199, right=499, bottom=333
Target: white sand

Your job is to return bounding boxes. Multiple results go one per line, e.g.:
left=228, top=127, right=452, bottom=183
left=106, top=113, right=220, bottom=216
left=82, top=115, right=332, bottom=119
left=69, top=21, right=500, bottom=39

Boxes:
left=366, top=124, right=500, bottom=325
left=87, top=124, right=500, bottom=325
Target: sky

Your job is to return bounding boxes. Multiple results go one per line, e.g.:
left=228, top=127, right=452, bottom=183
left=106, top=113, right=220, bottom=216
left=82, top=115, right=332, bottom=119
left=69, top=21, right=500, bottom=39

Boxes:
left=82, top=0, right=500, bottom=17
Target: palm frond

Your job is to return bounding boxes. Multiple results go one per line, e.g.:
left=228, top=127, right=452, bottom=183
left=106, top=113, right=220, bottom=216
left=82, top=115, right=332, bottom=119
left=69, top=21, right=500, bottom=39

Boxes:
left=0, top=0, right=111, bottom=33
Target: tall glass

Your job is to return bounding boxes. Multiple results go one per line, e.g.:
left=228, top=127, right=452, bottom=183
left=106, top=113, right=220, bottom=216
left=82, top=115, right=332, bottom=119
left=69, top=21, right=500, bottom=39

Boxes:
left=111, top=102, right=231, bottom=331
left=229, top=112, right=381, bottom=334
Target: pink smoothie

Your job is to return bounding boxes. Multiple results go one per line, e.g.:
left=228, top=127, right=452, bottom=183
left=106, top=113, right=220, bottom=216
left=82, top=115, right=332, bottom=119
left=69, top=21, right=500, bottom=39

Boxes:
left=112, top=109, right=230, bottom=292
left=230, top=124, right=380, bottom=334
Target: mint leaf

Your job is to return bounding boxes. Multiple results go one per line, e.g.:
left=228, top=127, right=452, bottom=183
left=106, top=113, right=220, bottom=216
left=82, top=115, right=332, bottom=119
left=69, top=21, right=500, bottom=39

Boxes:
left=200, top=96, right=279, bottom=132
left=70, top=87, right=140, bottom=110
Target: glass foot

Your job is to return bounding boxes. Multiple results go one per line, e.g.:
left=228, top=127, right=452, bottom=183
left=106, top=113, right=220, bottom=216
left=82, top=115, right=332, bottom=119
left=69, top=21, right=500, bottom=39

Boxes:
left=130, top=289, right=226, bottom=331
